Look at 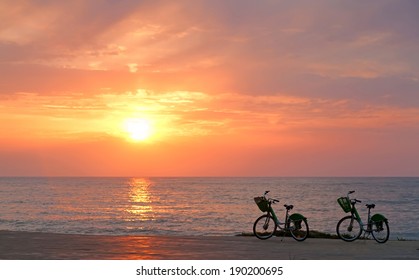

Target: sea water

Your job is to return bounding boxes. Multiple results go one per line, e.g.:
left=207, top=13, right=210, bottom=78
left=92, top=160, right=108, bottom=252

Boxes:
left=0, top=177, right=418, bottom=240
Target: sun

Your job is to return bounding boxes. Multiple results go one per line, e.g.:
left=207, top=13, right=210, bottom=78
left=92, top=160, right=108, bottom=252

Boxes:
left=123, top=118, right=152, bottom=141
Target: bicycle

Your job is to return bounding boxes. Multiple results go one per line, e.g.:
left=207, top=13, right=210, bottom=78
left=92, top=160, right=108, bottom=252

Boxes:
left=253, top=191, right=309, bottom=241
left=336, top=190, right=389, bottom=243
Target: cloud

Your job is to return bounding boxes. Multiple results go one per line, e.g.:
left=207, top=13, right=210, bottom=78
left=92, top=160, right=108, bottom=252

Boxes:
left=1, top=1, right=418, bottom=106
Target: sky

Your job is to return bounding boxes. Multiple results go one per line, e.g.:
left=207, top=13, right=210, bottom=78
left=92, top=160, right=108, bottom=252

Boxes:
left=1, top=0, right=418, bottom=176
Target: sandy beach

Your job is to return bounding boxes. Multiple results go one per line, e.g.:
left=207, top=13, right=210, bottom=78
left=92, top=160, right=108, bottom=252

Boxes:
left=0, top=230, right=418, bottom=260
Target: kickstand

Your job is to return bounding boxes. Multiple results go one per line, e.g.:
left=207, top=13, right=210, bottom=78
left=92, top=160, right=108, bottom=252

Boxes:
left=362, top=231, right=371, bottom=240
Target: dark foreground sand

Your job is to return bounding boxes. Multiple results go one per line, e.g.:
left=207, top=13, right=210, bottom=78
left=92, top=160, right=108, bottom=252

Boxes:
left=0, top=230, right=418, bottom=260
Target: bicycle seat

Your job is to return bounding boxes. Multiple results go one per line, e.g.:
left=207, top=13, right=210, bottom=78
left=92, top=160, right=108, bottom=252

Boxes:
left=366, top=203, right=375, bottom=209
left=284, top=204, right=294, bottom=210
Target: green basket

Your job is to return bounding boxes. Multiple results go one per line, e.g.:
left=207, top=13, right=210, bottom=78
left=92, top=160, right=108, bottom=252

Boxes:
left=337, top=197, right=351, bottom=213
left=254, top=197, right=269, bottom=212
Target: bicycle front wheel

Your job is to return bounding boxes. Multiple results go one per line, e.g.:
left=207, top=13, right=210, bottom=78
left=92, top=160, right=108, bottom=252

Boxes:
left=253, top=214, right=276, bottom=240
left=336, top=216, right=362, bottom=242
left=289, top=218, right=309, bottom=241
left=371, top=220, right=390, bottom=243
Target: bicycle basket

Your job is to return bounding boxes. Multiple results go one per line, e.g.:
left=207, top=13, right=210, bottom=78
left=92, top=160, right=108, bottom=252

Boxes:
left=254, top=197, right=269, bottom=212
left=337, top=197, right=351, bottom=213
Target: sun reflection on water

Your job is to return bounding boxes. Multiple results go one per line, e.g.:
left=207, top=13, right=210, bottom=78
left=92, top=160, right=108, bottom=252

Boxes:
left=126, top=178, right=154, bottom=221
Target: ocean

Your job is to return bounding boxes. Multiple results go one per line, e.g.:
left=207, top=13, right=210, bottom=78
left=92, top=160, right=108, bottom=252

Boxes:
left=0, top=177, right=418, bottom=240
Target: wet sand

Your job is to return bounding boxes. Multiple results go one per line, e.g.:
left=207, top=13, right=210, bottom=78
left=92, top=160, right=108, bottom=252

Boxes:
left=0, top=230, right=418, bottom=260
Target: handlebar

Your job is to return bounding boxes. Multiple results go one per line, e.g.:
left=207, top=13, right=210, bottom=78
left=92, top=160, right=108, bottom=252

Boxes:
left=262, top=190, right=279, bottom=204
left=347, top=190, right=362, bottom=204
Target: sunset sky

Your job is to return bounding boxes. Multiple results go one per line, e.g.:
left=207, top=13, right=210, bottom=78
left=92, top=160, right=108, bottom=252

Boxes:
left=1, top=0, right=418, bottom=176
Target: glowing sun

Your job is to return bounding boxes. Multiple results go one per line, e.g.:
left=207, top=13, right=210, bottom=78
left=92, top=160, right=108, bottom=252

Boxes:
left=123, top=118, right=152, bottom=141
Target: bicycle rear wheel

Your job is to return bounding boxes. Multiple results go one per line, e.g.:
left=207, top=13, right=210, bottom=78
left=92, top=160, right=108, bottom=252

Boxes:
left=371, top=220, right=390, bottom=243
left=289, top=218, right=309, bottom=241
left=253, top=214, right=276, bottom=240
left=336, top=216, right=362, bottom=242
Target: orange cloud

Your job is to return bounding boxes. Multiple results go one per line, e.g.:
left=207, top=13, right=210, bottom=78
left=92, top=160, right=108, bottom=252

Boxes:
left=1, top=1, right=419, bottom=176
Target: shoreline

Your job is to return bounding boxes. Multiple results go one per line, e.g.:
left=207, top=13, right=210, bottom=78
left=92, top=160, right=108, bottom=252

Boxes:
left=0, top=230, right=418, bottom=260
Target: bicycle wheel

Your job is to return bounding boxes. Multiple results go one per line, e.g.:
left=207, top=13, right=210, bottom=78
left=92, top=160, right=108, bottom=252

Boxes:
left=371, top=220, right=390, bottom=243
left=289, top=218, right=309, bottom=241
left=336, top=216, right=362, bottom=242
left=253, top=214, right=276, bottom=240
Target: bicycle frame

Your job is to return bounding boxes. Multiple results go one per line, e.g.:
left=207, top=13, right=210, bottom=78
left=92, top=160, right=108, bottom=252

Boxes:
left=262, top=191, right=307, bottom=231
left=266, top=203, right=288, bottom=230
left=349, top=203, right=371, bottom=233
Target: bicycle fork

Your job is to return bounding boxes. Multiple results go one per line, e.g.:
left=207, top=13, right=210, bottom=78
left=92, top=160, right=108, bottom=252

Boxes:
left=347, top=216, right=355, bottom=232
